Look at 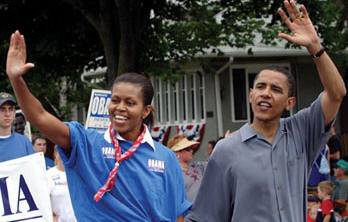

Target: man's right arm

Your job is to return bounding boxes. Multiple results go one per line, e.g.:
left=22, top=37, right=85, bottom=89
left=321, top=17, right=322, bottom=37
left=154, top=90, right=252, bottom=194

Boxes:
left=6, top=31, right=71, bottom=151
left=278, top=1, right=346, bottom=127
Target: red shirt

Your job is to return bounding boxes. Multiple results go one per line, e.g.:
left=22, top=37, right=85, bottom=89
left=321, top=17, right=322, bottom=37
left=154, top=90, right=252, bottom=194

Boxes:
left=307, top=212, right=315, bottom=222
left=320, top=199, right=334, bottom=215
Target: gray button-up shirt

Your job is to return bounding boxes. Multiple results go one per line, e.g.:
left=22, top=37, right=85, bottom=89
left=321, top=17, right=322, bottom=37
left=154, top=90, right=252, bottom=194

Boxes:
left=186, top=94, right=332, bottom=222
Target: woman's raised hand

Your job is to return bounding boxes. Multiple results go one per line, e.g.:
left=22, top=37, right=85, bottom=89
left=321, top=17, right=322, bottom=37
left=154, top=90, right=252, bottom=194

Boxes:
left=6, top=30, right=35, bottom=79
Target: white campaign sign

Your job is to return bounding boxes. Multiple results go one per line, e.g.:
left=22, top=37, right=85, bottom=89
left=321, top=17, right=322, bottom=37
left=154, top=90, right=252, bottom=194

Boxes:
left=85, top=89, right=112, bottom=133
left=0, top=153, right=53, bottom=222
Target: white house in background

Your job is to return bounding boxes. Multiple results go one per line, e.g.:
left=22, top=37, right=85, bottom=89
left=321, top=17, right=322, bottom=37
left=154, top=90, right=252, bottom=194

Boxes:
left=150, top=41, right=347, bottom=161
left=79, top=43, right=346, bottom=161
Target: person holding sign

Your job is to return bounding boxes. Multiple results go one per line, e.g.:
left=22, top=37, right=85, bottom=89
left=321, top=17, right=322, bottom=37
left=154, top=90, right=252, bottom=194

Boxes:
left=6, top=32, right=190, bottom=221
left=0, top=92, right=34, bottom=162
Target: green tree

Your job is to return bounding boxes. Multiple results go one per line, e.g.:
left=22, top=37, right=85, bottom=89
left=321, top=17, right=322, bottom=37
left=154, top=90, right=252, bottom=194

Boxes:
left=0, top=0, right=346, bottom=121
left=62, top=0, right=347, bottom=81
left=0, top=0, right=102, bottom=121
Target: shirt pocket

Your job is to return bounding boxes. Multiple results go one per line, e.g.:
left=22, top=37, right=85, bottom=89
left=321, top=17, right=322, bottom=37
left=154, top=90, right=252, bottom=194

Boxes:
left=287, top=153, right=305, bottom=196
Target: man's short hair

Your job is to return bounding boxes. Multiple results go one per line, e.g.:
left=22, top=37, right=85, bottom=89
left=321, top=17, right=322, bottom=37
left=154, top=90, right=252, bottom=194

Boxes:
left=32, top=134, right=47, bottom=145
left=254, top=65, right=296, bottom=97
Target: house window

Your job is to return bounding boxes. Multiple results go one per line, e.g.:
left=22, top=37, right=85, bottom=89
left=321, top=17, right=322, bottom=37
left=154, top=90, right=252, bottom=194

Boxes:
left=172, top=82, right=179, bottom=121
left=152, top=70, right=205, bottom=125
left=164, top=83, right=170, bottom=122
left=190, top=74, right=196, bottom=121
left=230, top=64, right=293, bottom=123
left=154, top=79, right=161, bottom=123
left=198, top=71, right=205, bottom=120
left=181, top=76, right=187, bottom=121
left=230, top=68, right=247, bottom=121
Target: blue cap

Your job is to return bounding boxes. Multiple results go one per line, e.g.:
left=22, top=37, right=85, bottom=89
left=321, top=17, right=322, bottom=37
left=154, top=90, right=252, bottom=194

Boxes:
left=0, top=92, right=16, bottom=106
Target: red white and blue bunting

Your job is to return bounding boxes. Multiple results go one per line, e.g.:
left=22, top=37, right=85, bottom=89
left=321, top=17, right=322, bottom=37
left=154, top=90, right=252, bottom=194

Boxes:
left=151, top=126, right=171, bottom=145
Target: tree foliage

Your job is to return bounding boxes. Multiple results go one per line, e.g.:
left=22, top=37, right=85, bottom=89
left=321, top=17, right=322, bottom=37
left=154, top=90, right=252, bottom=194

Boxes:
left=0, top=0, right=102, bottom=120
left=0, top=0, right=346, bottom=121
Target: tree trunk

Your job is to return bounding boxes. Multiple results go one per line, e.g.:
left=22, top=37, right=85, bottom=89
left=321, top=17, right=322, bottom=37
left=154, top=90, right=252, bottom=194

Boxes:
left=62, top=0, right=120, bottom=87
left=96, top=1, right=120, bottom=87
left=116, top=0, right=152, bottom=75
left=62, top=0, right=152, bottom=86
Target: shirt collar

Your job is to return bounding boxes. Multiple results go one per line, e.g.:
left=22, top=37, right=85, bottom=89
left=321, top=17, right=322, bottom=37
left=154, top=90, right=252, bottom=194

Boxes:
left=240, top=121, right=286, bottom=142
left=104, top=125, right=155, bottom=151
left=240, top=123, right=257, bottom=142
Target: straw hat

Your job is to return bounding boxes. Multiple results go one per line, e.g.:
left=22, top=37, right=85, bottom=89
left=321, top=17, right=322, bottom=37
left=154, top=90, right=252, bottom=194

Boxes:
left=169, top=137, right=200, bottom=152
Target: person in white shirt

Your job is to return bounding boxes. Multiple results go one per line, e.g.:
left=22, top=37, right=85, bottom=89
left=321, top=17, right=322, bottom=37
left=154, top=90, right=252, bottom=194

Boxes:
left=47, top=147, right=77, bottom=222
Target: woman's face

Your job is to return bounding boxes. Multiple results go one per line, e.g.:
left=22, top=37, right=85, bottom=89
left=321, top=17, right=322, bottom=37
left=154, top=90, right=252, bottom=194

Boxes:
left=108, top=82, right=151, bottom=141
left=178, top=147, right=193, bottom=163
left=33, top=138, right=47, bottom=153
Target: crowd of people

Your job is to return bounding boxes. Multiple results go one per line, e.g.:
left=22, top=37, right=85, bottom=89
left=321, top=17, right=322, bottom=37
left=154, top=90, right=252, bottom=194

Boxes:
left=1, top=0, right=347, bottom=221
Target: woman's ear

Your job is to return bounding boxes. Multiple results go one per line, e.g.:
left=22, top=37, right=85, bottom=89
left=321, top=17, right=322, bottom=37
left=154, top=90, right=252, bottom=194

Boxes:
left=142, top=105, right=152, bottom=119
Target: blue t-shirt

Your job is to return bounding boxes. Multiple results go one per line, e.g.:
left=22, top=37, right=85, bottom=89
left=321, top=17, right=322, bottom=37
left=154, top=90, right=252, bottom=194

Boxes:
left=57, top=122, right=191, bottom=221
left=0, top=131, right=34, bottom=162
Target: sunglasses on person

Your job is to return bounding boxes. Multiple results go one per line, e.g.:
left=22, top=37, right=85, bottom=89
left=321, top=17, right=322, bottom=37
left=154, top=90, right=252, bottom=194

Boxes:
left=182, top=147, right=193, bottom=152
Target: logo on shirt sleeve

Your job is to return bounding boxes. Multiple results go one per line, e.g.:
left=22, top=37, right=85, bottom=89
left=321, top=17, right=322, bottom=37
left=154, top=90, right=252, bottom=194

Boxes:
left=148, top=159, right=165, bottom=173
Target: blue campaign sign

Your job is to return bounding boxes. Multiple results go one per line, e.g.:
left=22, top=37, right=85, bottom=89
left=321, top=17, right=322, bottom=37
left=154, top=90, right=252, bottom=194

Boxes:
left=85, top=89, right=112, bottom=132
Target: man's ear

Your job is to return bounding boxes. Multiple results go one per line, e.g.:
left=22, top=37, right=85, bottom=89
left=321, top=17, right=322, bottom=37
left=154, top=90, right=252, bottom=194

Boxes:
left=249, top=88, right=253, bottom=104
left=285, top=96, right=296, bottom=111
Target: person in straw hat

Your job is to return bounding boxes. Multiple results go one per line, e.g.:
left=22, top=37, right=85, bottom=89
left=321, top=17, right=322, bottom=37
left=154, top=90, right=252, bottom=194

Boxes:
left=167, top=135, right=201, bottom=202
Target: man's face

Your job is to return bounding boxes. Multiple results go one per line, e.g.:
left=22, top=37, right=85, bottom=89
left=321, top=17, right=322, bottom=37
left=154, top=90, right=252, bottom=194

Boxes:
left=249, top=70, right=295, bottom=123
left=33, top=138, right=47, bottom=153
left=334, top=167, right=345, bottom=178
left=13, top=115, right=26, bottom=134
left=0, top=102, right=16, bottom=130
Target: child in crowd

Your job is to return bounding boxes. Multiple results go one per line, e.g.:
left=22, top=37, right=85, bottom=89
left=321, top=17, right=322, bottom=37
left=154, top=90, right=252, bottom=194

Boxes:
left=317, top=181, right=334, bottom=222
left=307, top=193, right=320, bottom=222
left=308, top=202, right=320, bottom=222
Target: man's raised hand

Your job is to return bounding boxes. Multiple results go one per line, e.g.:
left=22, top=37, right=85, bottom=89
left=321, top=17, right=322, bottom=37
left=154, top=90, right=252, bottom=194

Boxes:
left=278, top=0, right=322, bottom=54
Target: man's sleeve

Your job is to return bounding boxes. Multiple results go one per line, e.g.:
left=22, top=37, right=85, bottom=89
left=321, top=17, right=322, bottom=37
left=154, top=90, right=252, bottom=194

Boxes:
left=289, top=94, right=333, bottom=168
left=185, top=156, right=233, bottom=222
